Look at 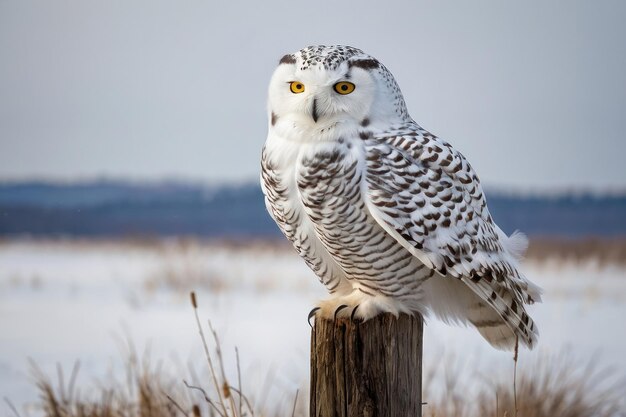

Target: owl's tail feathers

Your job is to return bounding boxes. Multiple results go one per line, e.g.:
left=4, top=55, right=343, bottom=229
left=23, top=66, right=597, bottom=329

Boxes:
left=422, top=274, right=539, bottom=350
left=468, top=300, right=538, bottom=350
left=464, top=279, right=539, bottom=351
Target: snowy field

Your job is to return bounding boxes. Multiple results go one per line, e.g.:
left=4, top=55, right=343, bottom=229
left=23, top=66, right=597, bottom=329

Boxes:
left=1, top=239, right=625, bottom=413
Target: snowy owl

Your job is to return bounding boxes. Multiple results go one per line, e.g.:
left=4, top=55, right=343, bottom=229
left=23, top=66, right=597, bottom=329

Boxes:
left=260, top=45, right=541, bottom=350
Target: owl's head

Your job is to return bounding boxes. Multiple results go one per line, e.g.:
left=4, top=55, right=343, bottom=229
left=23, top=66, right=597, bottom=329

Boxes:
left=267, top=45, right=410, bottom=141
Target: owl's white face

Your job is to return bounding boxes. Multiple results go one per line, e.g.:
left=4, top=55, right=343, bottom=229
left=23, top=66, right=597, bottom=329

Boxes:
left=267, top=46, right=409, bottom=142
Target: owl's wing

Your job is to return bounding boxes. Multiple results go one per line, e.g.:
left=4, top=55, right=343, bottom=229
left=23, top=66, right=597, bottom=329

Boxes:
left=361, top=129, right=541, bottom=349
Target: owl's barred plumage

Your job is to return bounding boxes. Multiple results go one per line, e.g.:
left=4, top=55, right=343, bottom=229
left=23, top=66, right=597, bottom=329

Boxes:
left=261, top=45, right=541, bottom=350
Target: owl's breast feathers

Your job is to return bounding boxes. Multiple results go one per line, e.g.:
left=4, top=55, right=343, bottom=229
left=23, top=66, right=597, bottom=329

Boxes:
left=261, top=133, right=433, bottom=303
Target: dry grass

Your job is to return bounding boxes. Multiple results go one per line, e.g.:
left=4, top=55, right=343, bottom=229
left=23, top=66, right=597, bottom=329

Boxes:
left=19, top=291, right=625, bottom=417
left=28, top=358, right=182, bottom=417
left=26, top=341, right=625, bottom=417
left=526, top=237, right=626, bottom=266
left=136, top=237, right=626, bottom=296
left=3, top=237, right=624, bottom=297
left=4, top=235, right=626, bottom=264
left=27, top=354, right=625, bottom=417
left=423, top=353, right=625, bottom=417
left=477, top=358, right=625, bottom=417
left=21, top=292, right=303, bottom=417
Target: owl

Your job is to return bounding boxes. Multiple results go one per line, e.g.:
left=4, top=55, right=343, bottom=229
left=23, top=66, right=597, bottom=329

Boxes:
left=260, top=45, right=541, bottom=350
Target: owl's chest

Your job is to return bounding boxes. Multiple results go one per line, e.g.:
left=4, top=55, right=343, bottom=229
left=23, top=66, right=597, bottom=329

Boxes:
left=261, top=136, right=365, bottom=234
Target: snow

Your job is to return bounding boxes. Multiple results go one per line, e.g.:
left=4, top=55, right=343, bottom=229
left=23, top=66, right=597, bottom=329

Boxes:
left=1, top=239, right=625, bottom=411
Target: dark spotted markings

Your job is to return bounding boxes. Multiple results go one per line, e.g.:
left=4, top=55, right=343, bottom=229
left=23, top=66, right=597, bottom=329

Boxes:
left=360, top=124, right=538, bottom=346
left=298, top=45, right=367, bottom=71
left=349, top=59, right=380, bottom=70
left=279, top=54, right=296, bottom=65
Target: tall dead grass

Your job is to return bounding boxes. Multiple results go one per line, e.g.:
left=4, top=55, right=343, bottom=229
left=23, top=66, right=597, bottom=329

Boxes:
left=477, top=357, right=624, bottom=417
left=22, top=292, right=625, bottom=417
left=22, top=292, right=303, bottom=417
left=28, top=357, right=181, bottom=417
left=423, top=352, right=625, bottom=417
left=28, top=350, right=624, bottom=417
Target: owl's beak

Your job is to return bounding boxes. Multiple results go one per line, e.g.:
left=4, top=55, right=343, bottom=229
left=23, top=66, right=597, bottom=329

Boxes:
left=311, top=98, right=319, bottom=123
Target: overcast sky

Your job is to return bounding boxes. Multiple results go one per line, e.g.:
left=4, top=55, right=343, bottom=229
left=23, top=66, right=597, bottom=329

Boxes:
left=1, top=1, right=625, bottom=190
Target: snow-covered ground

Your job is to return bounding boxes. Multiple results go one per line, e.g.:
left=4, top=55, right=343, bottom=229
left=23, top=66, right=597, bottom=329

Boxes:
left=1, top=239, right=625, bottom=412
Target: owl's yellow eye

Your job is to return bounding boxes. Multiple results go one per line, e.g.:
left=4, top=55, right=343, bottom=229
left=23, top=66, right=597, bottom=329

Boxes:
left=290, top=81, right=305, bottom=94
left=334, top=81, right=355, bottom=95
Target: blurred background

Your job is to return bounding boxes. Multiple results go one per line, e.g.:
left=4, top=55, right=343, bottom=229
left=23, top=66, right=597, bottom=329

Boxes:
left=1, top=1, right=625, bottom=416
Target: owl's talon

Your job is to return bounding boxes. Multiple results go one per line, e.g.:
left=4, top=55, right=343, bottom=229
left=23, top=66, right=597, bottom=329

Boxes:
left=334, top=304, right=349, bottom=320
left=308, top=307, right=320, bottom=328
left=350, top=305, right=360, bottom=322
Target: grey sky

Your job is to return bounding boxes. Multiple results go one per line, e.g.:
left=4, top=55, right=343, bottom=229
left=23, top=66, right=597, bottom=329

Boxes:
left=1, top=1, right=625, bottom=190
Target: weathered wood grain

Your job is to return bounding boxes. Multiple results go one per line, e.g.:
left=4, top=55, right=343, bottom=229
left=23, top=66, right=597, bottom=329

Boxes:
left=310, top=313, right=423, bottom=417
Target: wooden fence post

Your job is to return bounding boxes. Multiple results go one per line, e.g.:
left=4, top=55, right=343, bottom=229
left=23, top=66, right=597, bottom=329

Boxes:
left=310, top=313, right=423, bottom=417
